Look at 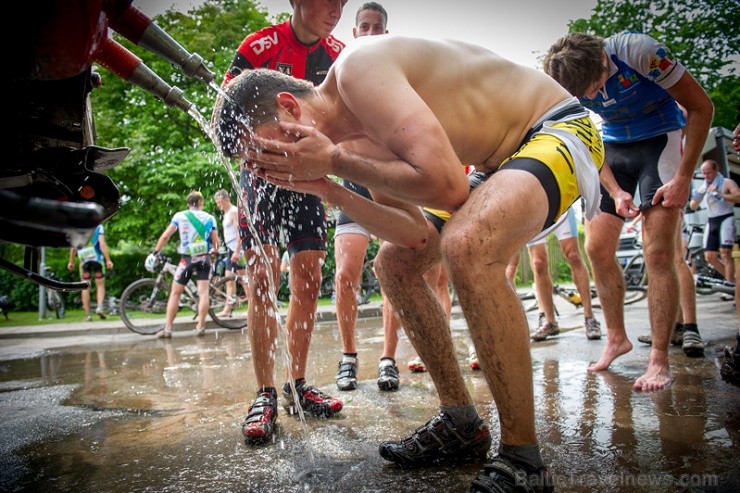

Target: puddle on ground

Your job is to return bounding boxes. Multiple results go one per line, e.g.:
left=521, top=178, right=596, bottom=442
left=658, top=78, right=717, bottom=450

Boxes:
left=0, top=313, right=738, bottom=492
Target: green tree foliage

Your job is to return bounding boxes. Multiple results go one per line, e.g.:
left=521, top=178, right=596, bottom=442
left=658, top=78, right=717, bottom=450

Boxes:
left=568, top=0, right=739, bottom=128
left=92, top=0, right=284, bottom=249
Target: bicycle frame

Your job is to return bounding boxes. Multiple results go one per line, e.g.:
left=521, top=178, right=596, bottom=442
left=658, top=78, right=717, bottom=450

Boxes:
left=161, top=261, right=202, bottom=312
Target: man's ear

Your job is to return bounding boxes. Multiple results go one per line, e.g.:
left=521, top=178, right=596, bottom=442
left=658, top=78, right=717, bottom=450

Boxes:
left=276, top=92, right=302, bottom=120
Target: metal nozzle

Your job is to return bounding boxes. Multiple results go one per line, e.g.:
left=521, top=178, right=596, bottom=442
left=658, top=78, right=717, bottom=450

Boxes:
left=94, top=37, right=193, bottom=114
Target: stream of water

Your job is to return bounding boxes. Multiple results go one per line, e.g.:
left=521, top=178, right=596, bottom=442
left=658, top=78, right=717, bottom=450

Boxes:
left=189, top=82, right=316, bottom=465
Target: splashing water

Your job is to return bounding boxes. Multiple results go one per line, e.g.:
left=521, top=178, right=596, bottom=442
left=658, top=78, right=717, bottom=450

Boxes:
left=188, top=95, right=316, bottom=466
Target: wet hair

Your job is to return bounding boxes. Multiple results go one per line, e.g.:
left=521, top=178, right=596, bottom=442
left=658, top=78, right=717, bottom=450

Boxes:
left=213, top=68, right=314, bottom=158
left=214, top=189, right=230, bottom=201
left=356, top=2, right=387, bottom=26
left=187, top=190, right=204, bottom=207
left=543, top=33, right=607, bottom=98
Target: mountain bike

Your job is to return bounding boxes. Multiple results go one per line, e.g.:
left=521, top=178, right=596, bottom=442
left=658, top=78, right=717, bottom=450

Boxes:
left=520, top=283, right=646, bottom=313
left=208, top=272, right=249, bottom=329
left=358, top=257, right=381, bottom=305
left=119, top=255, right=244, bottom=334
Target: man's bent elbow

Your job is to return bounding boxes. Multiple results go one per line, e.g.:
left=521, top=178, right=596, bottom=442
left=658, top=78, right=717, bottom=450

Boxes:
left=400, top=234, right=430, bottom=252
left=439, top=187, right=468, bottom=212
left=387, top=224, right=429, bottom=251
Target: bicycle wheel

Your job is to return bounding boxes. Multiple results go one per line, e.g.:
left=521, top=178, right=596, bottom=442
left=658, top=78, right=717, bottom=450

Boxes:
left=47, top=290, right=65, bottom=319
left=591, top=285, right=646, bottom=308
left=119, top=278, right=170, bottom=334
left=358, top=259, right=379, bottom=305
left=209, top=276, right=248, bottom=329
left=623, top=253, right=647, bottom=287
left=690, top=249, right=724, bottom=295
left=623, top=286, right=647, bottom=306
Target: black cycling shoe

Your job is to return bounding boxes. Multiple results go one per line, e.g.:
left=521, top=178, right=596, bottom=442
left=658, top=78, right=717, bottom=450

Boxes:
left=379, top=412, right=491, bottom=466
left=242, top=388, right=278, bottom=445
left=470, top=455, right=554, bottom=493
left=336, top=359, right=358, bottom=391
left=283, top=381, right=343, bottom=417
left=377, top=360, right=400, bottom=391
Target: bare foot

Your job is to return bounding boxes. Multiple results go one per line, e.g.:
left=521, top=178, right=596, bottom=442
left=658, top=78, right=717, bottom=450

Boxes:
left=633, top=362, right=672, bottom=391
left=587, top=338, right=633, bottom=372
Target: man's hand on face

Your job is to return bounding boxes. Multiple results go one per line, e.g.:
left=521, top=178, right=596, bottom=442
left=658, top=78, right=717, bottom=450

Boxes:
left=246, top=122, right=336, bottom=181
left=257, top=172, right=335, bottom=200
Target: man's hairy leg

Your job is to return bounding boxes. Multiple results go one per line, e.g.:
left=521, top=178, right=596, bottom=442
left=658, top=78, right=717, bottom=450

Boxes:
left=444, top=170, right=546, bottom=446
left=334, top=233, right=369, bottom=354
left=635, top=206, right=679, bottom=391
left=561, top=236, right=595, bottom=317
left=585, top=213, right=632, bottom=371
left=285, top=249, right=325, bottom=381
left=375, top=223, right=472, bottom=406
left=246, top=246, right=281, bottom=390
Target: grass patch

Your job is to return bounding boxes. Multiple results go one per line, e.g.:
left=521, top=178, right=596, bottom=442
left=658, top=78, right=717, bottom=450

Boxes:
left=0, top=309, right=121, bottom=327
left=0, top=294, right=380, bottom=327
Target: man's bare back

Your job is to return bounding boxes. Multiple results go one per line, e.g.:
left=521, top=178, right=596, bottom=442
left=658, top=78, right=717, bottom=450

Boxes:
left=329, top=35, right=573, bottom=171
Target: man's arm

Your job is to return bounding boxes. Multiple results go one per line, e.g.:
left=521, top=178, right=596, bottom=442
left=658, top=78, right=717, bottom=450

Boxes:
left=153, top=224, right=177, bottom=254
left=721, top=177, right=740, bottom=204
left=67, top=248, right=76, bottom=272
left=98, top=234, right=114, bottom=270
left=210, top=228, right=220, bottom=254
left=652, top=71, right=714, bottom=208
left=262, top=174, right=429, bottom=249
left=599, top=160, right=639, bottom=218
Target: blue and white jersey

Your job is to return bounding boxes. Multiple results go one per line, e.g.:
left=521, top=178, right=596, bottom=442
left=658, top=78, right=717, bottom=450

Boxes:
left=171, top=209, right=217, bottom=256
left=77, top=224, right=104, bottom=264
left=580, top=31, right=686, bottom=143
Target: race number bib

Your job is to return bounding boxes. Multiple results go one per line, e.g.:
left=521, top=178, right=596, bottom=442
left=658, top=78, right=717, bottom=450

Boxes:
left=77, top=246, right=97, bottom=263
left=187, top=241, right=208, bottom=257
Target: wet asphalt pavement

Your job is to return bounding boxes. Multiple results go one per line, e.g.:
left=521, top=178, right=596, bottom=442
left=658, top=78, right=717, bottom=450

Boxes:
left=0, top=288, right=738, bottom=493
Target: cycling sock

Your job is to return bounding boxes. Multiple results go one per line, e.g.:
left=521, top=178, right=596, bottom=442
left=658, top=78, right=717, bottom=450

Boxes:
left=441, top=404, right=479, bottom=427
left=258, top=386, right=277, bottom=397
left=682, top=323, right=699, bottom=334
left=290, top=378, right=306, bottom=389
left=499, top=443, right=545, bottom=473
left=341, top=353, right=358, bottom=364
left=379, top=357, right=396, bottom=367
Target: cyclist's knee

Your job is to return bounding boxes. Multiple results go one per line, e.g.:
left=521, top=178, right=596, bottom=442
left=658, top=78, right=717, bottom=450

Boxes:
left=335, top=264, right=359, bottom=290
left=530, top=256, right=548, bottom=275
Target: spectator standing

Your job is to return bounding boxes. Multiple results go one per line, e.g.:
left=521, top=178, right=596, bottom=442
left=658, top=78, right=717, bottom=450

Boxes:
left=151, top=191, right=219, bottom=338
left=333, top=2, right=413, bottom=393
left=689, top=159, right=739, bottom=282
left=213, top=189, right=247, bottom=317
left=527, top=204, right=602, bottom=341
left=222, top=0, right=347, bottom=445
left=68, top=224, right=113, bottom=321
left=544, top=31, right=714, bottom=390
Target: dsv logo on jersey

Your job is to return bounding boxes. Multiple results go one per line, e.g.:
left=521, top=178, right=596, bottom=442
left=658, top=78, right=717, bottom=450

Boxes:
left=325, top=37, right=344, bottom=53
left=250, top=32, right=279, bottom=55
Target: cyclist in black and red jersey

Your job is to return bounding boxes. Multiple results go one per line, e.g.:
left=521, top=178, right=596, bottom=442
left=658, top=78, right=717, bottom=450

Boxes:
left=222, top=0, right=347, bottom=446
